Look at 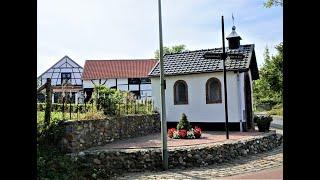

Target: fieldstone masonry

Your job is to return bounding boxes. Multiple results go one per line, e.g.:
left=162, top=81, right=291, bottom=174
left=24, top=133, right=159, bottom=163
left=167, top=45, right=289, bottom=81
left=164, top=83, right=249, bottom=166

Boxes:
left=70, top=131, right=282, bottom=178
left=59, top=114, right=160, bottom=153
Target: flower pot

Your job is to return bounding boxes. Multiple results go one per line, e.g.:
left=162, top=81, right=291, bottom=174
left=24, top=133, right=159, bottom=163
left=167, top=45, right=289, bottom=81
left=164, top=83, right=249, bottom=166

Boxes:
left=266, top=123, right=271, bottom=131
left=257, top=124, right=266, bottom=132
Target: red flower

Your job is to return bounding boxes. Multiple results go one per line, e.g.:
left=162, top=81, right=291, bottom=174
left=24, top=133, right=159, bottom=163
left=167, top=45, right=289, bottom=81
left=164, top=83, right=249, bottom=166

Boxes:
left=178, top=129, right=187, bottom=139
left=167, top=128, right=176, bottom=138
left=194, top=126, right=202, bottom=139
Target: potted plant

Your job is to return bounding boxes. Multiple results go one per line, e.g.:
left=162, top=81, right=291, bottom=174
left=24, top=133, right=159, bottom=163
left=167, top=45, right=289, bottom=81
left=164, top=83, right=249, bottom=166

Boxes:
left=253, top=115, right=259, bottom=124
left=256, top=115, right=273, bottom=132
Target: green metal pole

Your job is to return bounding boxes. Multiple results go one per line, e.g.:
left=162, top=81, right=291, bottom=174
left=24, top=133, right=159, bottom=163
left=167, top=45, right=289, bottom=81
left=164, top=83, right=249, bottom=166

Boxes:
left=158, top=0, right=168, bottom=170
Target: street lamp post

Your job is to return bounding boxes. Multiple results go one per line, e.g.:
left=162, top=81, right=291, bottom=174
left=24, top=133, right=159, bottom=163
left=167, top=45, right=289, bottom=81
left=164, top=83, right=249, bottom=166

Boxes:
left=158, top=0, right=168, bottom=170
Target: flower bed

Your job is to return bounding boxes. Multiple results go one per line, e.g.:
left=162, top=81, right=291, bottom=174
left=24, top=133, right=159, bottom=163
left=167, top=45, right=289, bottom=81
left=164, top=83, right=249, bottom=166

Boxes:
left=168, top=113, right=202, bottom=139
left=168, top=127, right=202, bottom=139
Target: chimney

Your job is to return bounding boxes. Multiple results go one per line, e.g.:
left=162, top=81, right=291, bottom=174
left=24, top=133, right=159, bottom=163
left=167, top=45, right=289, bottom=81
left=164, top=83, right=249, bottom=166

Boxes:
left=226, top=26, right=242, bottom=49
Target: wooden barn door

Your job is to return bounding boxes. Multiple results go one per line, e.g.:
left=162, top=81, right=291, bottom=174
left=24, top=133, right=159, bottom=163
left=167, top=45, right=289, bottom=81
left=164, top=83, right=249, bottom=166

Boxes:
left=244, top=72, right=254, bottom=130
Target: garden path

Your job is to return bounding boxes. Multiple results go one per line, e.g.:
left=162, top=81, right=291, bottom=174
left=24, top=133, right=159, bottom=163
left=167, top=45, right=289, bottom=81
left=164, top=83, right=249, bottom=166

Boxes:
left=87, top=131, right=263, bottom=150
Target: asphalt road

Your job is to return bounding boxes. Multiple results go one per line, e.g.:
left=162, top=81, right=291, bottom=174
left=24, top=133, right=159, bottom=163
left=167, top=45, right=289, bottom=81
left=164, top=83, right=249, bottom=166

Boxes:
left=271, top=116, right=283, bottom=129
left=219, top=166, right=283, bottom=179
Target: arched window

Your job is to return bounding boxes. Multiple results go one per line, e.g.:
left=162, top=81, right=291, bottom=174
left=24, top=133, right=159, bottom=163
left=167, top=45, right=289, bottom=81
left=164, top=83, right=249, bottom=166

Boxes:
left=174, top=80, right=188, bottom=105
left=206, top=77, right=222, bottom=104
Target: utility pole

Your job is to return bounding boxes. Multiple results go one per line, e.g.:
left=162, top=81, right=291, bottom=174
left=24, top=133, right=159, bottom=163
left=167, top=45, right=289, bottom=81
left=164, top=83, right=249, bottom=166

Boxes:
left=158, top=0, right=168, bottom=170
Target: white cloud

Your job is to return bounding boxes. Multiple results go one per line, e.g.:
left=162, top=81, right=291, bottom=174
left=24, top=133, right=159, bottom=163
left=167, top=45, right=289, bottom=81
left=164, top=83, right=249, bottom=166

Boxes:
left=38, top=0, right=283, bottom=76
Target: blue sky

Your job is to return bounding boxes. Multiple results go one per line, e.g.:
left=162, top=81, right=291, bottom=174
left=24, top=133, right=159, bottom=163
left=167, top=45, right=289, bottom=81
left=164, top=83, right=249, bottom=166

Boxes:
left=37, top=0, right=283, bottom=76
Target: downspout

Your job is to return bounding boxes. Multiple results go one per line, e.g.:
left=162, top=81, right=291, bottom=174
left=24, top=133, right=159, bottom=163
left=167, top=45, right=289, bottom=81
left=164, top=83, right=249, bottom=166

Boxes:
left=237, top=71, right=243, bottom=132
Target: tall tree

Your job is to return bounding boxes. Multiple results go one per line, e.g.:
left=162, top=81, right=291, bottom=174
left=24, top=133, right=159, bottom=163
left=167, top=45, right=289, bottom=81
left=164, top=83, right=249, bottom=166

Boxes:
left=154, top=44, right=187, bottom=59
left=253, top=43, right=283, bottom=108
left=264, top=0, right=283, bottom=8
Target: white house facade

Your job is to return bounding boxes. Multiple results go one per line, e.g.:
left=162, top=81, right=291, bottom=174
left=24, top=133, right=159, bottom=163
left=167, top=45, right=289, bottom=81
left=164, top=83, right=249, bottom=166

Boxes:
left=149, top=26, right=259, bottom=131
left=151, top=72, right=245, bottom=122
left=82, top=59, right=157, bottom=101
left=37, top=56, right=84, bottom=103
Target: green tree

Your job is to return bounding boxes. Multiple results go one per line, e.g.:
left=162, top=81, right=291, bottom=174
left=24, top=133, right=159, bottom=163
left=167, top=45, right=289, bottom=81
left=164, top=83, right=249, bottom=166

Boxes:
left=264, top=0, right=283, bottom=8
left=253, top=43, right=283, bottom=108
left=92, top=85, right=126, bottom=115
left=154, top=44, right=187, bottom=59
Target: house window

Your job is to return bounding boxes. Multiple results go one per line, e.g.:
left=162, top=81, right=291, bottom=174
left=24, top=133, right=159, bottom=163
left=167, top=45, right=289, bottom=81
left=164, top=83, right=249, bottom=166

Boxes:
left=140, top=78, right=151, bottom=84
left=130, top=90, right=141, bottom=99
left=174, top=80, right=188, bottom=105
left=206, top=77, right=222, bottom=104
left=128, top=78, right=141, bottom=84
left=61, top=73, right=71, bottom=85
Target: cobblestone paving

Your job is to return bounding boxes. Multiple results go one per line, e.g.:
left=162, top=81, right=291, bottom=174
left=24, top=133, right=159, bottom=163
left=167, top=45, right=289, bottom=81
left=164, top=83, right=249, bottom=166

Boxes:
left=113, top=144, right=283, bottom=180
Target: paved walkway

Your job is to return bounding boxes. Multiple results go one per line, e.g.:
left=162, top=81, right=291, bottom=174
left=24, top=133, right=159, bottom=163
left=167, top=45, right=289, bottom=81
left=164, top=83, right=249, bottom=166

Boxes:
left=87, top=131, right=263, bottom=150
left=113, top=144, right=283, bottom=179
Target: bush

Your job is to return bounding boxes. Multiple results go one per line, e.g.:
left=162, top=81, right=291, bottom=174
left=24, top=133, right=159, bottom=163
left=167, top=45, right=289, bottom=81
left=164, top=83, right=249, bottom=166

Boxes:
left=267, top=105, right=283, bottom=116
left=176, top=113, right=191, bottom=131
left=37, top=118, right=98, bottom=179
left=37, top=103, right=88, bottom=113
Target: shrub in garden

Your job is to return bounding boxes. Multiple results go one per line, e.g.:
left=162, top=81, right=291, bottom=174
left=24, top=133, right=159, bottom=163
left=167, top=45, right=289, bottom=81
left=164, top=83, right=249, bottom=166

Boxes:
left=93, top=85, right=123, bottom=115
left=176, top=113, right=191, bottom=131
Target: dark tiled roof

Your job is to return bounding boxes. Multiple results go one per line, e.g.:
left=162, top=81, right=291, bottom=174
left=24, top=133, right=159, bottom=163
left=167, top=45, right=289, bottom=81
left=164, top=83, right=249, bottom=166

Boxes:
left=149, top=44, right=256, bottom=77
left=82, top=59, right=158, bottom=80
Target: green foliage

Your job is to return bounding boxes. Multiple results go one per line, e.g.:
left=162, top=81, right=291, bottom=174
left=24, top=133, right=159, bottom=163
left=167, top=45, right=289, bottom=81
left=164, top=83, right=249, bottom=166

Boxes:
left=267, top=104, right=283, bottom=116
left=264, top=0, right=283, bottom=8
left=176, top=113, right=191, bottom=130
left=37, top=103, right=88, bottom=113
left=37, top=113, right=101, bottom=179
left=253, top=43, right=283, bottom=110
left=37, top=120, right=90, bottom=179
left=92, top=85, right=154, bottom=116
left=93, top=85, right=128, bottom=115
left=154, top=44, right=187, bottom=59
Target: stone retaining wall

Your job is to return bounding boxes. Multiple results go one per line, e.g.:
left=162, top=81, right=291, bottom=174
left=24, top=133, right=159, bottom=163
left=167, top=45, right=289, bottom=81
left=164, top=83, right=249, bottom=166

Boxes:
left=70, top=131, right=283, bottom=178
left=59, top=114, right=160, bottom=153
